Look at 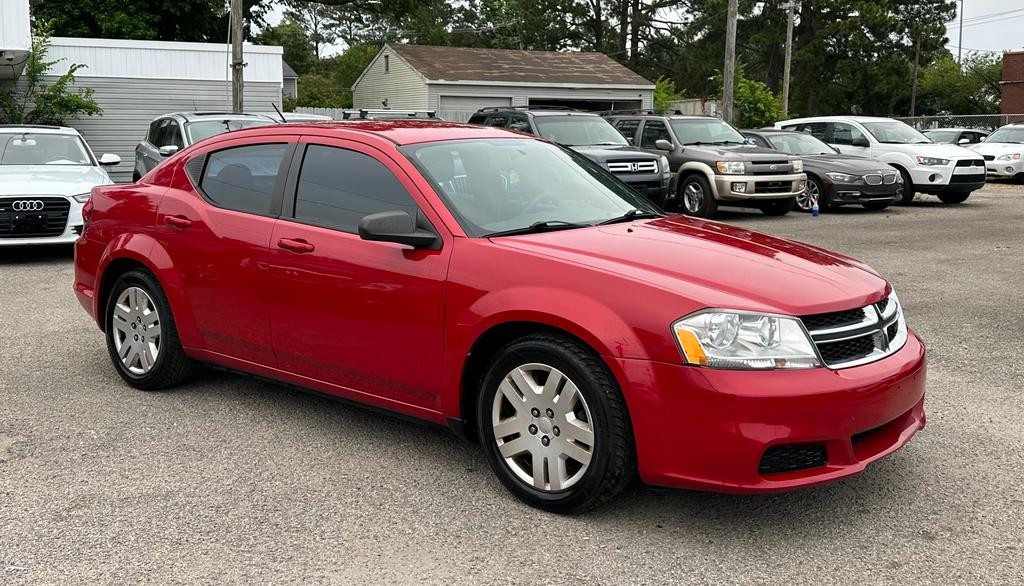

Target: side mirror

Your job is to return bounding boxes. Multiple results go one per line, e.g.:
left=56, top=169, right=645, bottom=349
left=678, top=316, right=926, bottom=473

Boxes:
left=957, top=137, right=969, bottom=144
left=158, top=145, right=180, bottom=157
left=98, top=153, right=121, bottom=166
left=358, top=210, right=439, bottom=249
left=852, top=136, right=870, bottom=148
left=654, top=139, right=674, bottom=151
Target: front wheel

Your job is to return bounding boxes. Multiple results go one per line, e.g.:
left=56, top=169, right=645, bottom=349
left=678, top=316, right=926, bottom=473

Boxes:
left=477, top=334, right=635, bottom=513
left=937, top=191, right=971, bottom=204
left=105, top=269, right=194, bottom=390
left=896, top=168, right=915, bottom=204
left=797, top=177, right=826, bottom=212
left=760, top=198, right=796, bottom=216
left=679, top=175, right=718, bottom=218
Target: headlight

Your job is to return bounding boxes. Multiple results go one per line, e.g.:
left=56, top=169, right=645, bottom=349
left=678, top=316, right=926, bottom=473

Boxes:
left=915, top=156, right=949, bottom=166
left=672, top=310, right=821, bottom=370
left=715, top=161, right=746, bottom=174
left=791, top=159, right=803, bottom=172
left=659, top=155, right=671, bottom=173
left=72, top=192, right=91, bottom=203
left=825, top=172, right=860, bottom=183
left=996, top=153, right=1022, bottom=161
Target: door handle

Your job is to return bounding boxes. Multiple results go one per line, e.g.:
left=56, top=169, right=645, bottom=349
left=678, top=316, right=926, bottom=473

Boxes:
left=277, top=238, right=315, bottom=254
left=164, top=215, right=193, bottom=228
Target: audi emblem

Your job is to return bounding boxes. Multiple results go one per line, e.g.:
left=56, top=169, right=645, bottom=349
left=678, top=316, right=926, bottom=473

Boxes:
left=12, top=200, right=45, bottom=212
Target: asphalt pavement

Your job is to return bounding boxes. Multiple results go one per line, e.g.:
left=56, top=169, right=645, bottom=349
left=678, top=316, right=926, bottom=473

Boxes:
left=2, top=184, right=1023, bottom=584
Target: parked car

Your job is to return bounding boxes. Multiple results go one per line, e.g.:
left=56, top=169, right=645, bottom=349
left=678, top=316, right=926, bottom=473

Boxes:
left=468, top=107, right=672, bottom=205
left=967, top=122, right=1024, bottom=182
left=0, top=125, right=118, bottom=246
left=742, top=128, right=901, bottom=212
left=603, top=111, right=805, bottom=218
left=134, top=112, right=277, bottom=181
left=776, top=116, right=985, bottom=204
left=923, top=128, right=989, bottom=145
left=74, top=120, right=926, bottom=513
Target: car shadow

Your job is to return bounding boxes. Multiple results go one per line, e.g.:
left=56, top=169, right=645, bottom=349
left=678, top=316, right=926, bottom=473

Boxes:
left=0, top=244, right=75, bottom=264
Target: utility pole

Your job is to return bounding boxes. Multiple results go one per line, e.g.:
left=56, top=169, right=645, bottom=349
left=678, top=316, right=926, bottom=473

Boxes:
left=722, top=0, right=738, bottom=123
left=957, top=0, right=964, bottom=65
left=781, top=1, right=796, bottom=119
left=230, top=0, right=243, bottom=113
left=910, top=35, right=921, bottom=117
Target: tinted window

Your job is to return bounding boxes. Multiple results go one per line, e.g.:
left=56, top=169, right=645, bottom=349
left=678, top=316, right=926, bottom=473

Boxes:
left=745, top=134, right=772, bottom=149
left=640, top=121, right=672, bottom=148
left=782, top=122, right=828, bottom=141
left=294, top=145, right=418, bottom=233
left=613, top=119, right=641, bottom=141
left=201, top=143, right=287, bottom=215
left=484, top=115, right=510, bottom=128
left=830, top=122, right=867, bottom=145
left=156, top=120, right=184, bottom=149
left=508, top=115, right=531, bottom=132
left=532, top=116, right=628, bottom=146
left=148, top=120, right=162, bottom=144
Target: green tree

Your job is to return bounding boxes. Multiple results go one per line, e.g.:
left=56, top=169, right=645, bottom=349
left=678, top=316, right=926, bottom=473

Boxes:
left=0, top=26, right=102, bottom=125
left=918, top=53, right=1002, bottom=115
left=653, top=75, right=685, bottom=110
left=716, top=64, right=780, bottom=128
left=255, top=18, right=317, bottom=75
left=329, top=43, right=381, bottom=102
left=296, top=74, right=347, bottom=108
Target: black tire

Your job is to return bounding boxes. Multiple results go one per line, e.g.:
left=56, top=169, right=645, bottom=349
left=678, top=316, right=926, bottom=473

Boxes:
left=937, top=191, right=971, bottom=204
left=862, top=201, right=891, bottom=211
left=678, top=174, right=718, bottom=218
left=476, top=333, right=635, bottom=513
left=104, top=269, right=194, bottom=390
left=895, top=168, right=915, bottom=204
left=760, top=197, right=796, bottom=216
left=798, top=176, right=827, bottom=213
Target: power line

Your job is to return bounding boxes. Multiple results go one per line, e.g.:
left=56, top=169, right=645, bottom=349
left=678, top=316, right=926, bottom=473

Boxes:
left=948, top=10, right=1024, bottom=29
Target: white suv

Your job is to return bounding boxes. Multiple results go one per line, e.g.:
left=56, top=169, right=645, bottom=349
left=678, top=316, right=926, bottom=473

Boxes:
left=775, top=116, right=986, bottom=204
left=0, top=125, right=119, bottom=246
left=968, top=123, right=1024, bottom=182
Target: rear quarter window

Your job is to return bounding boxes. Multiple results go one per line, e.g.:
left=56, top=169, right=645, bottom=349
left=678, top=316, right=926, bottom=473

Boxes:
left=200, top=143, right=289, bottom=216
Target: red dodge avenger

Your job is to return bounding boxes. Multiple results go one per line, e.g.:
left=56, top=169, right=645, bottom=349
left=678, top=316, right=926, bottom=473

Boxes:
left=74, top=121, right=925, bottom=512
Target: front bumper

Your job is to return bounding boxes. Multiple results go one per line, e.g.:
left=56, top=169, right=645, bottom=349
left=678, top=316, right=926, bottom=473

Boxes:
left=0, top=198, right=84, bottom=247
left=712, top=173, right=807, bottom=201
left=910, top=165, right=985, bottom=194
left=824, top=181, right=900, bottom=205
left=616, top=171, right=672, bottom=200
left=611, top=330, right=926, bottom=492
left=985, top=159, right=1024, bottom=178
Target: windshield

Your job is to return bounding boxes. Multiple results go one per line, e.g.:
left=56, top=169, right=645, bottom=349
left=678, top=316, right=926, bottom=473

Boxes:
left=532, top=116, right=628, bottom=147
left=669, top=119, right=745, bottom=145
left=0, top=133, right=93, bottom=166
left=185, top=119, right=275, bottom=143
left=986, top=126, right=1024, bottom=144
left=923, top=130, right=958, bottom=143
left=862, top=121, right=931, bottom=144
left=765, top=133, right=836, bottom=155
left=403, top=138, right=659, bottom=237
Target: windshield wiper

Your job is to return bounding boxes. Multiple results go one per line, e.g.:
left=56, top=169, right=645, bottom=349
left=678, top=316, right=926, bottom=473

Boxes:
left=597, top=209, right=664, bottom=225
left=714, top=140, right=744, bottom=144
left=681, top=141, right=710, bottom=145
left=485, top=220, right=591, bottom=238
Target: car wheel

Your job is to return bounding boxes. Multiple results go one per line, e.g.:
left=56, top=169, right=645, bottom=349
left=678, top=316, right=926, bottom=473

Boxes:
left=937, top=192, right=971, bottom=204
left=105, top=269, right=194, bottom=390
left=797, top=177, right=825, bottom=212
left=896, top=168, right=915, bottom=204
left=862, top=201, right=891, bottom=211
left=760, top=198, right=795, bottom=216
left=679, top=175, right=718, bottom=218
left=477, top=333, right=635, bottom=513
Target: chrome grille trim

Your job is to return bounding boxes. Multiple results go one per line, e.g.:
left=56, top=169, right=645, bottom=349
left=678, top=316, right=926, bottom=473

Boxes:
left=864, top=174, right=882, bottom=185
left=607, top=160, right=658, bottom=173
left=801, top=295, right=907, bottom=369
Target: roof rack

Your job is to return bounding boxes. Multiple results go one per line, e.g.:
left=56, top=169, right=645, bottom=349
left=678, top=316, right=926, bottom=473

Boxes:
left=186, top=111, right=267, bottom=117
left=0, top=124, right=65, bottom=130
left=475, top=105, right=578, bottom=113
left=596, top=109, right=690, bottom=116
left=341, top=109, right=438, bottom=119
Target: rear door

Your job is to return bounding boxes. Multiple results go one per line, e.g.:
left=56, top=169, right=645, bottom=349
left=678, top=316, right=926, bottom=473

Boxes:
left=828, top=122, right=871, bottom=157
left=267, top=137, right=451, bottom=412
left=612, top=118, right=641, bottom=145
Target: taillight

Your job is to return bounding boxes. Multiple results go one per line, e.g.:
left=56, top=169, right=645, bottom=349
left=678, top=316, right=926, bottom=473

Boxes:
left=82, top=198, right=94, bottom=226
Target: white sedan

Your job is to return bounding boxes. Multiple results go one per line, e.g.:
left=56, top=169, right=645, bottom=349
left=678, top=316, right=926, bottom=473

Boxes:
left=1, top=125, right=119, bottom=246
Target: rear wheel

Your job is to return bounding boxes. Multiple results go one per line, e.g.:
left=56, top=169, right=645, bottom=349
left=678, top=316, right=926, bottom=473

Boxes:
left=760, top=198, right=795, bottom=216
left=679, top=175, right=718, bottom=219
left=105, top=269, right=194, bottom=390
left=937, top=191, right=971, bottom=204
left=477, top=334, right=635, bottom=513
left=896, top=168, right=915, bottom=204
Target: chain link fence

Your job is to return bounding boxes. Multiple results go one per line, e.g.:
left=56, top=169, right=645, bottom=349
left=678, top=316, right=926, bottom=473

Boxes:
left=895, top=114, right=1024, bottom=131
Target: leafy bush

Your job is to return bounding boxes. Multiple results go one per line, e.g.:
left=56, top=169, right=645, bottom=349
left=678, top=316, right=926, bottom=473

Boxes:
left=653, top=76, right=685, bottom=111
left=715, top=64, right=781, bottom=129
left=296, top=74, right=349, bottom=108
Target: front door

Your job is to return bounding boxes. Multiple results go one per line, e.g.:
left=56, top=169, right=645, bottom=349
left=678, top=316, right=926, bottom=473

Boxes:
left=268, top=138, right=451, bottom=412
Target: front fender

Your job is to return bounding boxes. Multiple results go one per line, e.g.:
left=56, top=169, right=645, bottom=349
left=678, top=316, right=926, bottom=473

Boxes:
left=677, top=162, right=719, bottom=197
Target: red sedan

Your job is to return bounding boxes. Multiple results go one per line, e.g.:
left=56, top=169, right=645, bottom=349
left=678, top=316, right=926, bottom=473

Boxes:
left=74, top=121, right=925, bottom=512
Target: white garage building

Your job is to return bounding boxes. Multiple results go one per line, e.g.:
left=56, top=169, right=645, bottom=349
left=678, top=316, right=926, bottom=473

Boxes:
left=352, top=44, right=654, bottom=121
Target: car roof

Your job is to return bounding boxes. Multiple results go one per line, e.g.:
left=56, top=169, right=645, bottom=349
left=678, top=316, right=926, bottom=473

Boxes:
left=778, top=115, right=898, bottom=124
left=606, top=113, right=713, bottom=121
left=157, top=112, right=277, bottom=122
left=0, top=124, right=80, bottom=135
left=222, top=119, right=528, bottom=146
left=923, top=127, right=986, bottom=132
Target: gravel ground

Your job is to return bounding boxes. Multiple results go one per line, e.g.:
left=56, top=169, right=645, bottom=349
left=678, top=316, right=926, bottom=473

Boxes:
left=1, top=183, right=1023, bottom=584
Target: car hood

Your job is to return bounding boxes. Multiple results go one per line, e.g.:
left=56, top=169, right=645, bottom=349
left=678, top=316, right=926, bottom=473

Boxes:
left=968, top=142, right=1024, bottom=156
left=876, top=142, right=981, bottom=160
left=491, top=215, right=888, bottom=316
left=569, top=145, right=660, bottom=161
left=0, top=165, right=112, bottom=196
left=803, top=154, right=896, bottom=174
left=688, top=144, right=795, bottom=161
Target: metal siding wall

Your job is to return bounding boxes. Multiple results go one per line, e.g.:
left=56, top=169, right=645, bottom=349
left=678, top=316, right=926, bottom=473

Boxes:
left=353, top=48, right=428, bottom=109
left=32, top=76, right=282, bottom=183
left=0, top=0, right=31, bottom=53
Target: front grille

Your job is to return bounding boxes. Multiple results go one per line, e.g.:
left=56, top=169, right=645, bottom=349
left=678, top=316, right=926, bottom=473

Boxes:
left=955, top=159, right=985, bottom=168
left=817, top=336, right=876, bottom=363
left=801, top=308, right=866, bottom=331
left=950, top=174, right=984, bottom=183
left=750, top=161, right=794, bottom=175
left=754, top=180, right=793, bottom=194
left=759, top=444, right=827, bottom=474
left=864, top=173, right=883, bottom=185
left=607, top=160, right=658, bottom=174
left=800, top=295, right=905, bottom=368
left=882, top=172, right=897, bottom=184
left=0, top=196, right=71, bottom=238
left=983, top=155, right=995, bottom=161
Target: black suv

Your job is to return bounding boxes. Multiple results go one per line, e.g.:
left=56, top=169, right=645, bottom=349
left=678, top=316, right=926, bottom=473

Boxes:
left=603, top=111, right=806, bottom=218
left=468, top=107, right=671, bottom=204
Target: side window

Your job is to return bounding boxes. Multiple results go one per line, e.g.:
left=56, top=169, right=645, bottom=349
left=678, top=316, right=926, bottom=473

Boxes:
left=830, top=122, right=866, bottom=145
left=746, top=134, right=771, bottom=149
left=156, top=120, right=184, bottom=148
left=200, top=143, right=288, bottom=216
left=508, top=115, right=531, bottom=132
left=783, top=122, right=827, bottom=141
left=640, top=121, right=672, bottom=148
left=148, top=120, right=162, bottom=144
left=467, top=114, right=487, bottom=125
left=614, top=119, right=641, bottom=141
left=484, top=115, right=510, bottom=128
left=294, top=145, right=419, bottom=234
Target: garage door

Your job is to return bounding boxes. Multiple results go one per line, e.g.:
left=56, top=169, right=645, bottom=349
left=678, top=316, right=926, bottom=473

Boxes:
left=438, top=96, right=512, bottom=122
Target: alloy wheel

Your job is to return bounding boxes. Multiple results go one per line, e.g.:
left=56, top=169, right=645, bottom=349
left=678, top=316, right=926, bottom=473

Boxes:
left=798, top=180, right=818, bottom=211
left=111, top=286, right=162, bottom=375
left=683, top=182, right=704, bottom=214
left=491, top=363, right=595, bottom=492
